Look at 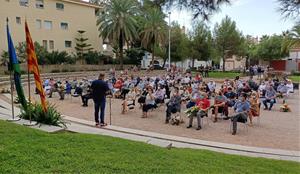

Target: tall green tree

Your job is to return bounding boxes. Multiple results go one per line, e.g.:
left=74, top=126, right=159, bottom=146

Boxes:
left=213, top=16, right=242, bottom=71
left=190, top=22, right=212, bottom=67
left=168, top=22, right=183, bottom=62
left=238, top=35, right=258, bottom=69
left=140, top=8, right=167, bottom=66
left=97, top=0, right=139, bottom=69
left=75, top=30, right=93, bottom=64
left=256, top=35, right=288, bottom=60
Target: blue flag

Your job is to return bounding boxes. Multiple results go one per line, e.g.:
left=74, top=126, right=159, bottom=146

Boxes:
left=7, top=22, right=27, bottom=110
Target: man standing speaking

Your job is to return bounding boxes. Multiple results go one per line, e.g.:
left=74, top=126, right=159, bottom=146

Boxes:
left=91, top=73, right=109, bottom=127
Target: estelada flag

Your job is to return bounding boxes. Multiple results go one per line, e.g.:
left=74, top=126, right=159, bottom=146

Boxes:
left=25, top=20, right=47, bottom=112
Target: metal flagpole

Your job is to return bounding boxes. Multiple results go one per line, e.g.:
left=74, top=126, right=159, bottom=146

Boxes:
left=24, top=63, right=36, bottom=126
left=6, top=18, right=19, bottom=122
left=109, top=96, right=112, bottom=125
left=168, top=12, right=171, bottom=70
left=7, top=65, right=19, bottom=122
left=24, top=19, right=36, bottom=126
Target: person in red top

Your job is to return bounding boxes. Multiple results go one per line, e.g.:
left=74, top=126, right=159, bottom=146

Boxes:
left=194, top=73, right=202, bottom=83
left=187, top=93, right=210, bottom=130
left=113, top=78, right=123, bottom=90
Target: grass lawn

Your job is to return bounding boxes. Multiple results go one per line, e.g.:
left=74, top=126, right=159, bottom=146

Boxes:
left=289, top=75, right=300, bottom=83
left=0, top=121, right=299, bottom=174
left=192, top=71, right=241, bottom=79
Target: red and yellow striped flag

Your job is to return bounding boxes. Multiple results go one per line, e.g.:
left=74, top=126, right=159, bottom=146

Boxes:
left=25, top=21, right=47, bottom=112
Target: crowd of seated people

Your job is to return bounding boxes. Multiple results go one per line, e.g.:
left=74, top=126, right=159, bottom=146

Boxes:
left=41, top=70, right=295, bottom=135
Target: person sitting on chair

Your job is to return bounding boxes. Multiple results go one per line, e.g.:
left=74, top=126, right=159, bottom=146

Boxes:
left=142, top=87, right=156, bottom=118
left=207, top=80, right=216, bottom=97
left=277, top=82, right=288, bottom=99
left=154, top=86, right=165, bottom=104
left=263, top=85, right=276, bottom=111
left=122, top=87, right=137, bottom=114
left=230, top=93, right=251, bottom=135
left=224, top=87, right=237, bottom=108
left=49, top=81, right=64, bottom=100
left=73, top=83, right=83, bottom=97
left=187, top=93, right=210, bottom=130
left=165, top=87, right=181, bottom=124
left=81, top=85, right=92, bottom=107
left=248, top=91, right=260, bottom=126
left=186, top=90, right=200, bottom=109
left=65, top=81, right=72, bottom=95
left=211, top=90, right=228, bottom=122
left=286, top=80, right=294, bottom=96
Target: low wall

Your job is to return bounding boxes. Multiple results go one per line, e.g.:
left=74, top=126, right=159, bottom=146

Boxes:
left=0, top=64, right=134, bottom=75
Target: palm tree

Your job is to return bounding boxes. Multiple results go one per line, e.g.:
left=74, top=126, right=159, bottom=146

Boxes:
left=282, top=24, right=300, bottom=53
left=140, top=8, right=167, bottom=67
left=97, top=0, right=139, bottom=69
left=288, top=24, right=300, bottom=44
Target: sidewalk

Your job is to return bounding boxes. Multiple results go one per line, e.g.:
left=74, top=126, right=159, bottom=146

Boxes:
left=0, top=98, right=299, bottom=162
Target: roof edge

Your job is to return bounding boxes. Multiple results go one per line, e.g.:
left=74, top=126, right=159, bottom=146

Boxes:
left=61, top=0, right=103, bottom=9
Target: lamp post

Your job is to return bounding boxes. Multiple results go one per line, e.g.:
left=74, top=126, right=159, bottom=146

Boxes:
left=168, top=12, right=171, bottom=70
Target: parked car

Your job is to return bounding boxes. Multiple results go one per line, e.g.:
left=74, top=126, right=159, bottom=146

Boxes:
left=147, top=64, right=165, bottom=70
left=152, top=64, right=164, bottom=70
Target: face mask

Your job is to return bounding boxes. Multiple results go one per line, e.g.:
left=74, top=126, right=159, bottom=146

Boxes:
left=199, top=95, right=204, bottom=99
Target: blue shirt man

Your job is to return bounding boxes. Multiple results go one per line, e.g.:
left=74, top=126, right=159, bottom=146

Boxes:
left=263, top=85, right=277, bottom=110
left=231, top=93, right=250, bottom=135
left=234, top=99, right=250, bottom=113
left=91, top=73, right=109, bottom=127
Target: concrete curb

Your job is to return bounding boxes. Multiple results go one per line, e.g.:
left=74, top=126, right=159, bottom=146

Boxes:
left=63, top=115, right=300, bottom=162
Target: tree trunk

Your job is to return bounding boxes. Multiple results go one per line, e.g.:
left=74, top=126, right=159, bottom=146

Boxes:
left=245, top=56, right=249, bottom=69
left=151, top=41, right=155, bottom=67
left=119, top=31, right=124, bottom=70
left=192, top=58, right=195, bottom=68
left=222, top=57, right=225, bottom=72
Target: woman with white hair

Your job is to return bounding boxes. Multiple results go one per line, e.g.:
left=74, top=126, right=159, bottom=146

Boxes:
left=286, top=80, right=294, bottom=96
left=249, top=91, right=260, bottom=126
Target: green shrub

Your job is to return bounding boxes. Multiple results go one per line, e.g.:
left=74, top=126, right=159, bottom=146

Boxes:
left=46, top=51, right=75, bottom=65
left=292, top=71, right=300, bottom=76
left=84, top=51, right=113, bottom=65
left=124, top=48, right=144, bottom=65
left=51, top=69, right=60, bottom=73
left=19, top=103, right=67, bottom=128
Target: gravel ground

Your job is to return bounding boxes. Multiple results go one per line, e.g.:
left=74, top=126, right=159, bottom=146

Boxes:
left=2, top=70, right=299, bottom=151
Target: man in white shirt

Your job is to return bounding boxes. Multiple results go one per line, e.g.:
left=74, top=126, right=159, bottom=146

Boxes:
left=207, top=80, right=216, bottom=93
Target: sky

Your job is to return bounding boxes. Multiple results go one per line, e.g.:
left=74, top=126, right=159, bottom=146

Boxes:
left=167, top=0, right=296, bottom=37
left=84, top=0, right=296, bottom=37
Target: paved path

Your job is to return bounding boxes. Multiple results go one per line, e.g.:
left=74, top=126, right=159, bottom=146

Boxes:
left=0, top=98, right=299, bottom=162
